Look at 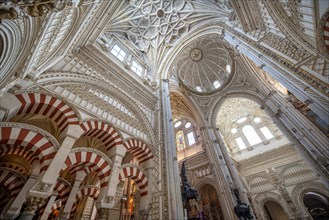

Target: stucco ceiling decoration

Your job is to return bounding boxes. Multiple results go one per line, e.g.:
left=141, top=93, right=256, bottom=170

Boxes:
left=105, top=0, right=230, bottom=75
left=216, top=98, right=266, bottom=134
left=174, top=34, right=233, bottom=93
left=170, top=92, right=195, bottom=121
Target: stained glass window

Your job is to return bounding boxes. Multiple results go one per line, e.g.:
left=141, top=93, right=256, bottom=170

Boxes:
left=176, top=130, right=186, bottom=151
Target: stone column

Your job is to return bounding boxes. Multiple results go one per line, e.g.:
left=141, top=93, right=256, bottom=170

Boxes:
left=264, top=92, right=329, bottom=185
left=18, top=196, right=46, bottom=220
left=223, top=29, right=328, bottom=122
left=96, top=146, right=126, bottom=209
left=1, top=175, right=38, bottom=219
left=139, top=165, right=152, bottom=212
left=200, top=126, right=237, bottom=220
left=160, top=79, right=184, bottom=219
left=60, top=172, right=86, bottom=219
left=39, top=193, right=58, bottom=220
left=211, top=126, right=255, bottom=215
left=40, top=126, right=83, bottom=186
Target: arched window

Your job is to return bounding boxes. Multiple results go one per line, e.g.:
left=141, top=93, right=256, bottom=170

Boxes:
left=235, top=137, right=246, bottom=150
left=176, top=130, right=186, bottom=151
left=187, top=131, right=196, bottom=146
left=242, top=125, right=262, bottom=146
left=260, top=126, right=274, bottom=140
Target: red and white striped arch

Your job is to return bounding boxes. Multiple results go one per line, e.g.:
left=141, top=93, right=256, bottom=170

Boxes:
left=124, top=139, right=154, bottom=164
left=119, top=166, right=148, bottom=196
left=0, top=126, right=57, bottom=172
left=61, top=151, right=111, bottom=188
left=70, top=204, right=77, bottom=219
left=0, top=168, right=25, bottom=196
left=51, top=200, right=62, bottom=211
left=324, top=15, right=329, bottom=51
left=13, top=93, right=79, bottom=132
left=80, top=121, right=123, bottom=151
left=54, top=178, right=71, bottom=202
left=75, top=186, right=100, bottom=202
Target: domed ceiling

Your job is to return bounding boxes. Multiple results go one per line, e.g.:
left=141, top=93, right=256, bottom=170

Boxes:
left=105, top=1, right=231, bottom=78
left=174, top=34, right=233, bottom=94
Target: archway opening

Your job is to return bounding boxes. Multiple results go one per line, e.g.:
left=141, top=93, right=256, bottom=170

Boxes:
left=303, top=191, right=329, bottom=220
left=263, top=200, right=289, bottom=220
left=199, top=184, right=224, bottom=220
